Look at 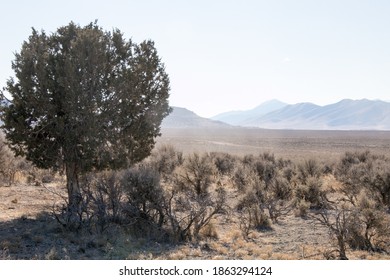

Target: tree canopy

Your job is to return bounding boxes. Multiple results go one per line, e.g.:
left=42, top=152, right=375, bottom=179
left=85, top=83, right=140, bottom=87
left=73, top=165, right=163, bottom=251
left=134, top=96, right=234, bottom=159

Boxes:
left=0, top=22, right=171, bottom=210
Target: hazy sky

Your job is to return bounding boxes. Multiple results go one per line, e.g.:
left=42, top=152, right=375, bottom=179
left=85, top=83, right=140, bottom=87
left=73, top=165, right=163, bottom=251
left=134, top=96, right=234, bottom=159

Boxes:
left=1, top=0, right=390, bottom=117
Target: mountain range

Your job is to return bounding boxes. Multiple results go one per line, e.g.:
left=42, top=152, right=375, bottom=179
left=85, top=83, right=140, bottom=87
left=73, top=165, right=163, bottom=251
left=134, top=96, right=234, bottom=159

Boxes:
left=211, top=99, right=288, bottom=126
left=163, top=99, right=390, bottom=130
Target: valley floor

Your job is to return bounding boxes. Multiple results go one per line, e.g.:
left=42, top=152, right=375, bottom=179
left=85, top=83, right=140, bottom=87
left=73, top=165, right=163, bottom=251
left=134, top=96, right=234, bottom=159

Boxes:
left=1, top=128, right=390, bottom=260
left=158, top=127, right=390, bottom=160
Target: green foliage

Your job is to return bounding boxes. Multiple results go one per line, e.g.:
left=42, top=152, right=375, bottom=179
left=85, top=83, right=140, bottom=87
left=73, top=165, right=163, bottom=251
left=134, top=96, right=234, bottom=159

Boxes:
left=1, top=22, right=171, bottom=208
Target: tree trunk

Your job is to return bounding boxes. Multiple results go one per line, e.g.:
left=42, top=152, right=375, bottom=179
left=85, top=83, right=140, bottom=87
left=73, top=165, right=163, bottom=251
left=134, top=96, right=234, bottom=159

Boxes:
left=66, top=162, right=81, bottom=213
left=337, top=235, right=348, bottom=260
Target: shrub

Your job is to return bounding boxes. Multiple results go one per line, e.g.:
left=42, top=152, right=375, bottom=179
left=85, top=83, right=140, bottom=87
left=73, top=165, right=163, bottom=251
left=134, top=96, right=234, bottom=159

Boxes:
left=345, top=192, right=390, bottom=251
left=270, top=176, right=292, bottom=201
left=237, top=188, right=272, bottom=239
left=231, top=163, right=257, bottom=192
left=52, top=152, right=227, bottom=243
left=313, top=204, right=351, bottom=260
left=294, top=199, right=310, bottom=218
left=149, top=145, right=183, bottom=180
left=294, top=176, right=328, bottom=210
left=335, top=151, right=390, bottom=210
left=211, top=152, right=236, bottom=175
left=297, top=159, right=322, bottom=184
left=53, top=171, right=125, bottom=233
left=368, top=161, right=390, bottom=209
left=174, top=153, right=215, bottom=196
left=253, top=153, right=277, bottom=188
left=264, top=175, right=293, bottom=222
left=86, top=171, right=124, bottom=232
left=242, top=154, right=255, bottom=166
left=165, top=153, right=227, bottom=241
left=312, top=184, right=390, bottom=259
left=121, top=165, right=166, bottom=237
left=0, top=135, right=21, bottom=186
left=166, top=183, right=227, bottom=242
left=53, top=166, right=166, bottom=236
left=255, top=160, right=277, bottom=188
left=282, top=166, right=296, bottom=183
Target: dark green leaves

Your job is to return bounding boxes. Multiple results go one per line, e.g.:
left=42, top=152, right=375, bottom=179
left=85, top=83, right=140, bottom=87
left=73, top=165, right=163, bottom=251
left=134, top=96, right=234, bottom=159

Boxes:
left=1, top=21, right=171, bottom=174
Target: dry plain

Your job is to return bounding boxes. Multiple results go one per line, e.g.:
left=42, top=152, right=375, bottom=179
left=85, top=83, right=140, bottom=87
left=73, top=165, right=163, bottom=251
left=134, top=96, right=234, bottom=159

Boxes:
left=158, top=127, right=390, bottom=160
left=1, top=127, right=390, bottom=259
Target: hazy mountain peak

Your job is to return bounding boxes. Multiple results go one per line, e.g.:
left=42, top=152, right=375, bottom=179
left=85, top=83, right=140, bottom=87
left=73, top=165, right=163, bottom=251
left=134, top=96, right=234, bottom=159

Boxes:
left=248, top=99, right=390, bottom=130
left=211, top=99, right=288, bottom=125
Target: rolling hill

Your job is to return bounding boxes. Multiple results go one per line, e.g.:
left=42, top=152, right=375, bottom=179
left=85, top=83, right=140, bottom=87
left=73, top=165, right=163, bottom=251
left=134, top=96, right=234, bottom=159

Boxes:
left=161, top=107, right=231, bottom=129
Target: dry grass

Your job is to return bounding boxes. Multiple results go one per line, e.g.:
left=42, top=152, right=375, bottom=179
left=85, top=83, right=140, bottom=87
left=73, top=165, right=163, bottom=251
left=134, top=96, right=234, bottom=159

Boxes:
left=0, top=179, right=333, bottom=260
left=1, top=128, right=390, bottom=259
left=1, top=173, right=390, bottom=260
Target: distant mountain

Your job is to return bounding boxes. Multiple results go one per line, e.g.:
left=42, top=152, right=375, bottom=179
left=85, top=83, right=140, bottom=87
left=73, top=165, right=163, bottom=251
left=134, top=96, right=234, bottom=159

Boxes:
left=164, top=99, right=390, bottom=130
left=247, top=99, right=390, bottom=130
left=162, top=107, right=231, bottom=129
left=211, top=99, right=287, bottom=125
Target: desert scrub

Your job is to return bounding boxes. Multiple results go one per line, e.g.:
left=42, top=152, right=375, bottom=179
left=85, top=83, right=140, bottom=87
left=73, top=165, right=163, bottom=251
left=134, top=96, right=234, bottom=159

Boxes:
left=345, top=191, right=390, bottom=252
left=174, top=152, right=215, bottom=196
left=335, top=151, right=390, bottom=209
left=264, top=175, right=294, bottom=222
left=236, top=178, right=272, bottom=238
left=121, top=165, right=167, bottom=238
left=294, top=176, right=329, bottom=210
left=0, top=134, right=28, bottom=186
left=149, top=144, right=183, bottom=180
left=231, top=163, right=257, bottom=192
left=253, top=153, right=278, bottom=188
left=167, top=153, right=227, bottom=241
left=294, top=199, right=311, bottom=218
left=210, top=152, right=237, bottom=175
left=297, top=159, right=322, bottom=184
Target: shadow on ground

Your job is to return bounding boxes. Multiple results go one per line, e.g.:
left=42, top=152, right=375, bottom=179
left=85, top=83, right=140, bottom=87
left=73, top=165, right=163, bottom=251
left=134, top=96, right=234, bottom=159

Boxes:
left=0, top=212, right=178, bottom=260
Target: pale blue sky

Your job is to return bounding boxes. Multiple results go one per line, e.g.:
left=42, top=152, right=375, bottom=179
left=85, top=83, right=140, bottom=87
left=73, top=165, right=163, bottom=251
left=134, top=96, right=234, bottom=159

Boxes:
left=1, top=0, right=389, bottom=117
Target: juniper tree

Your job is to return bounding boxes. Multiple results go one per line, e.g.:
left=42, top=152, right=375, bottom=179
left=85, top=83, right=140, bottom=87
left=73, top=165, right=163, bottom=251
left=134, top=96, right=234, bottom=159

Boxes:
left=0, top=22, right=171, bottom=213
